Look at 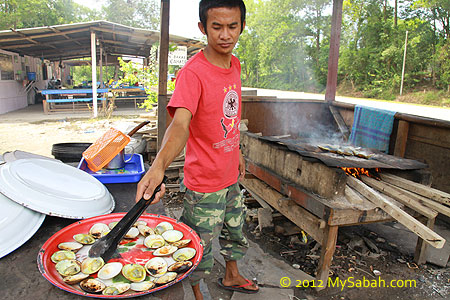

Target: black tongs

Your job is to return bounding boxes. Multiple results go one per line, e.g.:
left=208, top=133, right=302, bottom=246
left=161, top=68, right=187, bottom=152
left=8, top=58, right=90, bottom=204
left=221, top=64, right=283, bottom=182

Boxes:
left=88, top=176, right=167, bottom=262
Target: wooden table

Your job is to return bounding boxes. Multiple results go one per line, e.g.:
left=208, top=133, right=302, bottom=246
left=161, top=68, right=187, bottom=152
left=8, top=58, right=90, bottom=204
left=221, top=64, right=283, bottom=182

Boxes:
left=240, top=162, right=435, bottom=291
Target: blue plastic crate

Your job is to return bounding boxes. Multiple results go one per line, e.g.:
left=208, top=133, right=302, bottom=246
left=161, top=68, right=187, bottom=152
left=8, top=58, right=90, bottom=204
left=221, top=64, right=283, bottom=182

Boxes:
left=77, top=153, right=145, bottom=184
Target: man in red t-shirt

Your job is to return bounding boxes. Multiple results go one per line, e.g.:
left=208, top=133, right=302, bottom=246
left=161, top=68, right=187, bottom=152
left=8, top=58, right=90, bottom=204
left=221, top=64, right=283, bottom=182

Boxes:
left=136, top=1, right=258, bottom=299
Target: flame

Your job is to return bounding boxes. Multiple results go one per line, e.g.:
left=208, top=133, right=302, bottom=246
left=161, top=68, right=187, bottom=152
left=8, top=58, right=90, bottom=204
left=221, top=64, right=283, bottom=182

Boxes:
left=341, top=167, right=381, bottom=180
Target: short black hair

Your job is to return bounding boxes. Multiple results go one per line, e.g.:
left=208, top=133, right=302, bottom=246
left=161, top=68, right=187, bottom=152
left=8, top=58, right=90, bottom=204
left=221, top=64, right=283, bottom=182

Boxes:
left=199, top=0, right=246, bottom=34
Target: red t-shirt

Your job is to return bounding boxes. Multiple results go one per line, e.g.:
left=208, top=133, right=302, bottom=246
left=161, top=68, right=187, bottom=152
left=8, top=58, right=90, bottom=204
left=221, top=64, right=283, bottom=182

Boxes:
left=167, top=51, right=241, bottom=193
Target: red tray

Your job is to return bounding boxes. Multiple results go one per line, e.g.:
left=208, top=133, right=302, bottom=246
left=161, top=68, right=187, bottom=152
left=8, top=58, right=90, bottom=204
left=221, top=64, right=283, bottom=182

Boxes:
left=37, top=213, right=203, bottom=298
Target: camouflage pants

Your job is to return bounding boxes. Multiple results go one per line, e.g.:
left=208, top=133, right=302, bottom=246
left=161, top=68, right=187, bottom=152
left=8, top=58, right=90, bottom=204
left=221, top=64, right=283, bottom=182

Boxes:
left=180, top=182, right=249, bottom=286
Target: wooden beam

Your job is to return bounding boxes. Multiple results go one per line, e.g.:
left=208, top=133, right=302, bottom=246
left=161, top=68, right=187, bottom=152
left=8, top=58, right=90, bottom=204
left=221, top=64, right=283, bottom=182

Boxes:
left=381, top=181, right=450, bottom=218
left=394, top=120, right=409, bottom=157
left=241, top=177, right=326, bottom=243
left=414, top=216, right=435, bottom=265
left=345, top=185, right=365, bottom=205
left=1, top=38, right=89, bottom=49
left=329, top=105, right=350, bottom=140
left=347, top=176, right=445, bottom=249
left=361, top=176, right=438, bottom=219
left=315, top=225, right=338, bottom=291
left=157, top=0, right=170, bottom=151
left=324, top=0, right=343, bottom=102
left=380, top=173, right=450, bottom=205
left=48, top=26, right=82, bottom=46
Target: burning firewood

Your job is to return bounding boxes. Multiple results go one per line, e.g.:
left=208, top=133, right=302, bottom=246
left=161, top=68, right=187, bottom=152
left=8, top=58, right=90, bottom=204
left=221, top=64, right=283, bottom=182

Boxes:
left=347, top=176, right=445, bottom=249
left=380, top=173, right=450, bottom=206
left=360, top=176, right=438, bottom=219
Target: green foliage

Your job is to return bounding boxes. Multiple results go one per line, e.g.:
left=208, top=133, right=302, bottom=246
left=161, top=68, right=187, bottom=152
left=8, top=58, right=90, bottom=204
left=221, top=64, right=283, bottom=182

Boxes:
left=0, top=0, right=99, bottom=30
left=115, top=56, right=174, bottom=111
left=102, top=0, right=160, bottom=29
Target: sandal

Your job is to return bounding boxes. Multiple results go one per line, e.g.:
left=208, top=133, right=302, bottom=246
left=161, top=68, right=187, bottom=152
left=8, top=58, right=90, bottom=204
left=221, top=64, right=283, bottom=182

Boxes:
left=217, top=277, right=259, bottom=294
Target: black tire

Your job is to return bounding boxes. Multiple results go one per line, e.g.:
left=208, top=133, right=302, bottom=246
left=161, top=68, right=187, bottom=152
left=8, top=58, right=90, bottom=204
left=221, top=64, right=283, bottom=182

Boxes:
left=51, top=143, right=92, bottom=163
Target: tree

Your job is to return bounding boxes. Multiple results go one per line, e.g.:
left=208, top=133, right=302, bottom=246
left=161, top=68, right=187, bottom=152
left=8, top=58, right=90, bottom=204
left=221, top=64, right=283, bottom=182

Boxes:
left=102, top=0, right=160, bottom=30
left=0, top=0, right=98, bottom=30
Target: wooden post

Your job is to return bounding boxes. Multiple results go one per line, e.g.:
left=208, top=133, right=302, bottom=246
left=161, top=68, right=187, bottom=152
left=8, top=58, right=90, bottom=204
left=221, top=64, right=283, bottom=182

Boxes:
left=90, top=31, right=98, bottom=118
left=157, top=0, right=170, bottom=151
left=43, top=94, right=49, bottom=114
left=414, top=216, right=435, bottom=265
left=324, top=0, right=343, bottom=103
left=394, top=120, right=409, bottom=157
left=316, top=225, right=339, bottom=291
left=99, top=45, right=104, bottom=88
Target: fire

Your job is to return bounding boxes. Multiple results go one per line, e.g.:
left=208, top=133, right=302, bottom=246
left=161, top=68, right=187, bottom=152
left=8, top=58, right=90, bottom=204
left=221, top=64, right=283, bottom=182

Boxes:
left=341, top=167, right=381, bottom=180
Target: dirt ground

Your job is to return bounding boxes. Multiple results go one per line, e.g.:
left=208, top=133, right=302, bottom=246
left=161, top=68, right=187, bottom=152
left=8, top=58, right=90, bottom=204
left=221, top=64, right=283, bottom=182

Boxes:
left=1, top=108, right=449, bottom=300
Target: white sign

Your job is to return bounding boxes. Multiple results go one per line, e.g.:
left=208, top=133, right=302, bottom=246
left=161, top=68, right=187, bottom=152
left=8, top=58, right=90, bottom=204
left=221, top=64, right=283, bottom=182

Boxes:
left=168, top=46, right=187, bottom=66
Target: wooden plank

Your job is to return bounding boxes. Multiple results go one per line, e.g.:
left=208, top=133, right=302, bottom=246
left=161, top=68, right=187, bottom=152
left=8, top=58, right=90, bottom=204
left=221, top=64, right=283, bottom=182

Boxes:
left=329, top=105, right=350, bottom=140
left=381, top=173, right=450, bottom=205
left=394, top=120, right=409, bottom=157
left=241, top=177, right=325, bottom=243
left=382, top=181, right=450, bottom=218
left=361, top=176, right=438, bottom=219
left=347, top=176, right=445, bottom=249
left=315, top=225, right=339, bottom=291
left=344, top=185, right=365, bottom=205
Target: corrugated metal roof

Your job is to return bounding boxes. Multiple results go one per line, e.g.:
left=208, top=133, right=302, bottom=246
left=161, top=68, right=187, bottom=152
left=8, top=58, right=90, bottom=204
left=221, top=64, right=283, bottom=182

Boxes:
left=0, top=20, right=204, bottom=61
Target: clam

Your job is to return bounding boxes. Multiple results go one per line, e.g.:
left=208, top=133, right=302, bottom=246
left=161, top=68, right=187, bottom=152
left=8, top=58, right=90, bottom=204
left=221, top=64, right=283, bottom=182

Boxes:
left=155, top=221, right=173, bottom=235
left=153, top=245, right=178, bottom=257
left=171, top=239, right=191, bottom=248
left=134, top=220, right=147, bottom=227
left=89, top=223, right=109, bottom=239
left=138, top=224, right=156, bottom=237
left=51, top=250, right=76, bottom=263
left=172, top=247, right=196, bottom=261
left=124, top=227, right=139, bottom=239
left=162, top=230, right=183, bottom=243
left=144, top=257, right=167, bottom=277
left=102, top=283, right=130, bottom=295
left=144, top=234, right=166, bottom=249
left=108, top=221, right=118, bottom=229
left=168, top=261, right=193, bottom=273
left=97, top=262, right=123, bottom=280
left=55, top=259, right=81, bottom=276
left=79, top=278, right=106, bottom=294
left=130, top=281, right=155, bottom=292
left=62, top=272, right=89, bottom=285
left=81, top=257, right=105, bottom=274
left=58, top=241, right=83, bottom=252
left=154, top=272, right=177, bottom=285
left=73, top=233, right=95, bottom=245
left=122, top=264, right=146, bottom=282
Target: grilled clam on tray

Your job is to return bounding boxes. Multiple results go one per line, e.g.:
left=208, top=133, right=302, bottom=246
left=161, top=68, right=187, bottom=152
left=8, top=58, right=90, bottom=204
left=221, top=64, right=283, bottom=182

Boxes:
left=50, top=219, right=197, bottom=296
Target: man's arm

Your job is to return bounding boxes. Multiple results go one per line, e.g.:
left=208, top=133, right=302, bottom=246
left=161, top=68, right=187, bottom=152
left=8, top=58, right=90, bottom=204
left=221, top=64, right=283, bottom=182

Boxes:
left=135, top=107, right=192, bottom=203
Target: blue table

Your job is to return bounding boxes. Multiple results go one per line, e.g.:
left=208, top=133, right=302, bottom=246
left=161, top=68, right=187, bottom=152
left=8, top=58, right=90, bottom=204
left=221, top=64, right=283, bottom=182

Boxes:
left=41, top=89, right=109, bottom=114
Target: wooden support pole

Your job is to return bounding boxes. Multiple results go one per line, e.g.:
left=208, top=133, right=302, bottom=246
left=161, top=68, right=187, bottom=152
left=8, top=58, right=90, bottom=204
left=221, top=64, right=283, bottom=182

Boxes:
left=90, top=31, right=98, bottom=118
left=414, top=216, right=435, bottom=265
left=381, top=173, right=450, bottom=205
left=157, top=0, right=170, bottom=151
left=394, top=120, right=409, bottom=157
left=347, top=176, right=445, bottom=249
left=316, top=225, right=339, bottom=291
left=99, top=45, right=104, bottom=89
left=324, top=0, right=343, bottom=103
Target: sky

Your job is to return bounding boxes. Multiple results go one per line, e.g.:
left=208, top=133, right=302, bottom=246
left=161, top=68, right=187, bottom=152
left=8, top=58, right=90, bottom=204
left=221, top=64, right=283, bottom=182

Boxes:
left=73, top=0, right=203, bottom=39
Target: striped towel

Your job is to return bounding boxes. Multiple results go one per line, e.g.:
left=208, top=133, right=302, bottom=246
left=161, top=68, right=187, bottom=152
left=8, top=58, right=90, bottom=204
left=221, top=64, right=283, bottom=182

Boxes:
left=349, top=105, right=396, bottom=153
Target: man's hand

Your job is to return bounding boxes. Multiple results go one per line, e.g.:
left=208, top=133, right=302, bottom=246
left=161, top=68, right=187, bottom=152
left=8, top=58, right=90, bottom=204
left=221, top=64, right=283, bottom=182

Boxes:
left=239, top=150, right=246, bottom=180
left=135, top=167, right=166, bottom=204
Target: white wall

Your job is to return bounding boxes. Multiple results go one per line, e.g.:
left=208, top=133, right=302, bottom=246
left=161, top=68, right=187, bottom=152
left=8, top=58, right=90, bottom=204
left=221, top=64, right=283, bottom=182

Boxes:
left=0, top=49, right=47, bottom=115
left=0, top=80, right=28, bottom=114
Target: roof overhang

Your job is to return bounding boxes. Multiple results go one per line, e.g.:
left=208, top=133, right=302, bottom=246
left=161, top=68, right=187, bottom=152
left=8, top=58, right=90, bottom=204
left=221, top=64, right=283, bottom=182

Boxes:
left=0, top=20, right=205, bottom=61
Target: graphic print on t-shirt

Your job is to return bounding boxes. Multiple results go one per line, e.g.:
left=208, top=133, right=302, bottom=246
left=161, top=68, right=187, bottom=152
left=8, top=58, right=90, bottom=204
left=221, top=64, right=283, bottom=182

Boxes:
left=220, top=84, right=240, bottom=138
